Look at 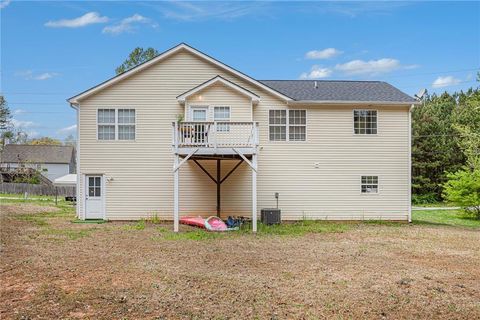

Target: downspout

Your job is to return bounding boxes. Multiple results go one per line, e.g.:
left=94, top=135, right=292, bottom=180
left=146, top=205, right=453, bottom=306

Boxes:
left=408, top=104, right=414, bottom=223
left=69, top=102, right=80, bottom=219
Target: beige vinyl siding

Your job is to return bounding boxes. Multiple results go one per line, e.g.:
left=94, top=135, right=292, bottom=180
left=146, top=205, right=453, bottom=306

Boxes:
left=255, top=105, right=410, bottom=220
left=185, top=82, right=252, bottom=122
left=78, top=48, right=409, bottom=221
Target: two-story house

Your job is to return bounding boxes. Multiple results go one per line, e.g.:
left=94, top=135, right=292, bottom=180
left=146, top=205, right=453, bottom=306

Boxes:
left=68, top=43, right=417, bottom=232
left=0, top=144, right=76, bottom=182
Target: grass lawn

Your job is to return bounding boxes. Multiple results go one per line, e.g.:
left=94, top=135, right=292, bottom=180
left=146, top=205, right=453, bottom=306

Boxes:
left=413, top=208, right=480, bottom=228
left=1, top=197, right=479, bottom=319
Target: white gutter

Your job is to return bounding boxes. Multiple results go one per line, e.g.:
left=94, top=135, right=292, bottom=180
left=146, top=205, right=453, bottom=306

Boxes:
left=408, top=104, right=414, bottom=223
left=69, top=102, right=81, bottom=219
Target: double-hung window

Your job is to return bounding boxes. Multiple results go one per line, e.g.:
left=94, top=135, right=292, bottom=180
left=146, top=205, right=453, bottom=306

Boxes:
left=361, top=176, right=379, bottom=194
left=98, top=109, right=116, bottom=140
left=269, top=109, right=306, bottom=141
left=354, top=110, right=377, bottom=135
left=97, top=108, right=135, bottom=140
left=213, top=106, right=230, bottom=132
left=118, top=109, right=136, bottom=140
left=289, top=110, right=307, bottom=141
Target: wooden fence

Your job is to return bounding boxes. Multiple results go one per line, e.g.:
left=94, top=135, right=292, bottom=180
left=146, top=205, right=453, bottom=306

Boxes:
left=0, top=183, right=76, bottom=197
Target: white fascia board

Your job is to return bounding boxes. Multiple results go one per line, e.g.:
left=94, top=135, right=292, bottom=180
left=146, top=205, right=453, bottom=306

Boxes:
left=68, top=43, right=291, bottom=104
left=177, top=76, right=260, bottom=104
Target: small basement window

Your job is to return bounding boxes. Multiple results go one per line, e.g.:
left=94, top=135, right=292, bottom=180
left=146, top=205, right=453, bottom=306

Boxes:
left=361, top=176, right=378, bottom=193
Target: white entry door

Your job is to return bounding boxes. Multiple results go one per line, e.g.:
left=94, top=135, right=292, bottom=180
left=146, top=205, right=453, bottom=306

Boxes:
left=190, top=106, right=208, bottom=145
left=85, top=175, right=104, bottom=219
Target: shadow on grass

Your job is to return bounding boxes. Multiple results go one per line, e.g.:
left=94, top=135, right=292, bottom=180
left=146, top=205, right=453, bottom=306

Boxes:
left=153, top=220, right=352, bottom=241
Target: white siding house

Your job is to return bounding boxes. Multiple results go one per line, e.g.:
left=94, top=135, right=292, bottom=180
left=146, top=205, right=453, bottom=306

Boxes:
left=0, top=144, right=76, bottom=182
left=68, top=43, right=417, bottom=231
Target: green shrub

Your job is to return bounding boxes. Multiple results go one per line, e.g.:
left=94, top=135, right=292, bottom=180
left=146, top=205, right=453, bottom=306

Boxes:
left=412, top=193, right=439, bottom=205
left=443, top=168, right=480, bottom=219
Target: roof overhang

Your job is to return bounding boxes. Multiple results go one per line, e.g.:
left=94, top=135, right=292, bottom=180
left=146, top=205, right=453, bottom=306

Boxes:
left=53, top=174, right=77, bottom=187
left=68, top=43, right=292, bottom=105
left=287, top=100, right=420, bottom=106
left=177, top=76, right=260, bottom=105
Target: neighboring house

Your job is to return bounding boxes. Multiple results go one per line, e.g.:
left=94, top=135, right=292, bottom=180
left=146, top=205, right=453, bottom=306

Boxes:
left=68, top=43, right=418, bottom=231
left=0, top=144, right=76, bottom=182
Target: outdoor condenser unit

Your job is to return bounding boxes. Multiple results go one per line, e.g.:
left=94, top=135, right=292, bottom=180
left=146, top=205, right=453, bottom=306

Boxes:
left=261, top=208, right=281, bottom=225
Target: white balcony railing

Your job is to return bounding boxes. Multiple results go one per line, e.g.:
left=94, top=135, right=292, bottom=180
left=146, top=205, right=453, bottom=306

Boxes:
left=172, top=121, right=258, bottom=149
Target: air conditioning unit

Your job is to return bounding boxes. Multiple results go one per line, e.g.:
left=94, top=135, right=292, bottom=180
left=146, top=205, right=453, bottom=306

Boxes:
left=261, top=208, right=281, bottom=225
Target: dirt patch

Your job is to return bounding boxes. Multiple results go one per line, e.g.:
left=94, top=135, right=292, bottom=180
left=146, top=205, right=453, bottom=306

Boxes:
left=1, top=202, right=479, bottom=319
left=0, top=203, right=59, bottom=216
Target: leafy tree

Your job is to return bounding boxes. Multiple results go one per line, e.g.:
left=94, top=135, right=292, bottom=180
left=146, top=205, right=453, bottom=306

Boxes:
left=0, top=96, right=11, bottom=130
left=29, top=137, right=62, bottom=145
left=443, top=169, right=480, bottom=219
left=64, top=134, right=76, bottom=146
left=115, top=47, right=159, bottom=75
left=412, top=92, right=464, bottom=200
left=452, top=89, right=480, bottom=169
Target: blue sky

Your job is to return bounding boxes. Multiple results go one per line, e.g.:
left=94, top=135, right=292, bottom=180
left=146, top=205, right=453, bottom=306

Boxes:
left=1, top=1, right=479, bottom=140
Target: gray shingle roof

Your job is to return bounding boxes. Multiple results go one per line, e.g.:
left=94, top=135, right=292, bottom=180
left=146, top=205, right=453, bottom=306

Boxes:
left=259, top=80, right=416, bottom=103
left=0, top=145, right=74, bottom=164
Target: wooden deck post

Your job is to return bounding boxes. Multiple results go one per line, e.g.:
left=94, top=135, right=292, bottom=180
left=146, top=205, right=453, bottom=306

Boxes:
left=174, top=153, right=179, bottom=232
left=252, top=153, right=257, bottom=233
left=216, top=159, right=221, bottom=217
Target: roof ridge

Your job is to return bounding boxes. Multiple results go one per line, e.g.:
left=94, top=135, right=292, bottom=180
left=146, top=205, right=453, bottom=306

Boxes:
left=8, top=144, right=72, bottom=147
left=259, top=79, right=384, bottom=83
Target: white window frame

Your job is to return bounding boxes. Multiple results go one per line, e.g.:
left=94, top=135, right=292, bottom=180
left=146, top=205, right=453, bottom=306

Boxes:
left=117, top=109, right=136, bottom=141
left=353, top=109, right=378, bottom=135
left=213, top=106, right=231, bottom=132
left=97, top=109, right=116, bottom=141
left=97, top=108, right=136, bottom=141
left=360, top=175, right=380, bottom=194
left=268, top=109, right=307, bottom=142
left=189, top=105, right=209, bottom=121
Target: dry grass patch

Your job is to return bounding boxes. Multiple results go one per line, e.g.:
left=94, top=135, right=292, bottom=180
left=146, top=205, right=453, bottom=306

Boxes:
left=1, top=200, right=479, bottom=319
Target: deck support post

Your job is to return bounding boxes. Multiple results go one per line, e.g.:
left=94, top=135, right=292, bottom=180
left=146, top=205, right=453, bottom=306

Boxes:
left=174, top=153, right=179, bottom=232
left=252, top=152, right=257, bottom=233
left=216, top=159, right=221, bottom=217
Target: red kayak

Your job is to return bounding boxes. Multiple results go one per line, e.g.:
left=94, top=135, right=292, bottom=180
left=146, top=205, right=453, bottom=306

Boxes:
left=180, top=216, right=229, bottom=231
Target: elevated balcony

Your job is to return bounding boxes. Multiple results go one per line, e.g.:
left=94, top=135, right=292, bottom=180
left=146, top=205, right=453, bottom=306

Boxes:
left=172, top=121, right=259, bottom=158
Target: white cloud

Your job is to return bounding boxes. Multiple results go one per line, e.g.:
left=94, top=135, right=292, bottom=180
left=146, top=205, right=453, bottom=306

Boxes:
left=335, top=58, right=401, bottom=75
left=45, top=12, right=109, bottom=28
left=15, top=70, right=59, bottom=81
left=305, top=2, right=411, bottom=18
left=157, top=1, right=269, bottom=21
left=300, top=65, right=332, bottom=79
left=11, top=118, right=40, bottom=138
left=11, top=118, right=35, bottom=128
left=0, top=0, right=11, bottom=9
left=305, top=48, right=343, bottom=60
left=34, top=72, right=57, bottom=80
left=432, top=76, right=461, bottom=88
left=13, top=109, right=27, bottom=115
left=102, top=14, right=158, bottom=35
left=58, top=124, right=77, bottom=134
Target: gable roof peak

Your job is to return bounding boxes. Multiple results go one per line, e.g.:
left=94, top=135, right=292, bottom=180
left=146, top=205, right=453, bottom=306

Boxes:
left=68, top=43, right=292, bottom=104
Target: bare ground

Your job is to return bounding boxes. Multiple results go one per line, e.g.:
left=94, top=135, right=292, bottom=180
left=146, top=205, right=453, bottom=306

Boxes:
left=1, top=203, right=479, bottom=319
